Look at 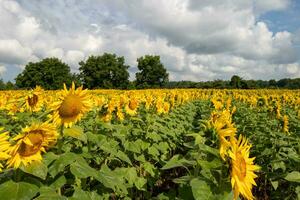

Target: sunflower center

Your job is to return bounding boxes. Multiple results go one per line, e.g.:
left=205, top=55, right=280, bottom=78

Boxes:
left=19, top=131, right=44, bottom=157
left=129, top=100, right=138, bottom=110
left=236, top=152, right=247, bottom=180
left=28, top=94, right=38, bottom=107
left=58, top=94, right=83, bottom=118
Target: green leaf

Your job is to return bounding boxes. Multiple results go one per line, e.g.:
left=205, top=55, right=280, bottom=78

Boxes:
left=36, top=187, right=67, bottom=200
left=70, top=159, right=98, bottom=179
left=135, top=177, right=147, bottom=190
left=148, top=146, right=160, bottom=157
left=0, top=181, right=39, bottom=200
left=124, top=141, right=141, bottom=153
left=50, top=175, right=67, bottom=189
left=115, top=150, right=132, bottom=165
left=198, top=144, right=219, bottom=157
left=20, top=161, right=48, bottom=180
left=216, top=191, right=234, bottom=200
left=143, top=162, right=156, bottom=177
left=63, top=125, right=87, bottom=142
left=124, top=167, right=138, bottom=186
left=43, top=152, right=59, bottom=166
left=271, top=181, right=278, bottom=190
left=197, top=159, right=222, bottom=170
left=98, top=165, right=128, bottom=195
left=190, top=178, right=213, bottom=200
left=162, top=155, right=195, bottom=170
left=146, top=132, right=162, bottom=142
left=70, top=189, right=101, bottom=200
left=272, top=161, right=286, bottom=172
left=48, top=152, right=79, bottom=177
left=296, top=186, right=300, bottom=200
left=284, top=171, right=300, bottom=183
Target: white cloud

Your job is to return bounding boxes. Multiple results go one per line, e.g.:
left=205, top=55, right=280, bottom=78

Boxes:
left=0, top=0, right=299, bottom=82
left=0, top=39, right=33, bottom=64
left=65, top=50, right=85, bottom=70
left=254, top=0, right=291, bottom=14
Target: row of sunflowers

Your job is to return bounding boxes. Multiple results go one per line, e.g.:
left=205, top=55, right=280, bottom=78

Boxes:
left=0, top=84, right=299, bottom=199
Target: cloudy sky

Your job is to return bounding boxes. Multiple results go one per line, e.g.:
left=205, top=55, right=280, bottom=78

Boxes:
left=0, top=0, right=300, bottom=82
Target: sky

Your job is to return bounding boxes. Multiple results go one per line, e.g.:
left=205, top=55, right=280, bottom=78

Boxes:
left=0, top=0, right=300, bottom=82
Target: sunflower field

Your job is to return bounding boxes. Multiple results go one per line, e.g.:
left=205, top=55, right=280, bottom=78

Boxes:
left=0, top=84, right=299, bottom=200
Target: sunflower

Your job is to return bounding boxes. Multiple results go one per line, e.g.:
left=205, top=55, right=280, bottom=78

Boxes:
left=282, top=115, right=289, bottom=134
left=210, top=110, right=233, bottom=131
left=145, top=95, right=153, bottom=110
left=0, top=129, right=11, bottom=172
left=116, top=106, right=125, bottom=121
left=0, top=128, right=11, bottom=152
left=125, top=97, right=139, bottom=116
left=156, top=97, right=165, bottom=115
left=101, top=112, right=113, bottom=122
left=218, top=127, right=236, bottom=160
left=6, top=122, right=58, bottom=168
left=50, top=82, right=92, bottom=128
left=212, top=98, right=223, bottom=110
left=24, top=86, right=44, bottom=112
left=163, top=101, right=170, bottom=114
left=229, top=135, right=260, bottom=200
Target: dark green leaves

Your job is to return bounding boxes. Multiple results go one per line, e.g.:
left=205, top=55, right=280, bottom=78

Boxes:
left=0, top=181, right=39, bottom=200
left=20, top=161, right=48, bottom=180
left=285, top=171, right=300, bottom=183
left=161, top=155, right=195, bottom=170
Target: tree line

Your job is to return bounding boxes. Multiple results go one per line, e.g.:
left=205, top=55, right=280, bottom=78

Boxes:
left=166, top=75, right=300, bottom=89
left=1, top=52, right=300, bottom=90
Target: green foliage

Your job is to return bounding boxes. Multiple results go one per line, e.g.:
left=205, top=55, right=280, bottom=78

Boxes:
left=230, top=75, right=242, bottom=89
left=136, top=55, right=169, bottom=88
left=15, top=58, right=73, bottom=89
left=0, top=79, right=15, bottom=90
left=0, top=79, right=5, bottom=90
left=0, top=181, right=39, bottom=200
left=79, top=53, right=129, bottom=89
left=0, top=97, right=299, bottom=199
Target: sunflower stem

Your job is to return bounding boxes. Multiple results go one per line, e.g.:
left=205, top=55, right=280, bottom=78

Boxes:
left=58, top=125, right=64, bottom=154
left=14, top=168, right=22, bottom=182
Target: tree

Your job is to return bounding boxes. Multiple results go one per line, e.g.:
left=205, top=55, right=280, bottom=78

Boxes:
left=5, top=81, right=15, bottom=90
left=0, top=79, right=5, bottom=90
left=135, top=55, right=169, bottom=88
left=15, top=58, right=73, bottom=89
left=79, top=53, right=129, bottom=89
left=230, top=75, right=242, bottom=89
left=268, top=79, right=277, bottom=88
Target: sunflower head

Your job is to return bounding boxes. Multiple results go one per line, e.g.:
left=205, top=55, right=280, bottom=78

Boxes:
left=116, top=106, right=125, bottom=121
left=6, top=122, right=58, bottom=169
left=282, top=115, right=289, bottom=134
left=163, top=101, right=170, bottom=113
left=217, top=127, right=236, bottom=160
left=0, top=128, right=11, bottom=172
left=24, top=86, right=44, bottom=112
left=229, top=135, right=260, bottom=200
left=125, top=97, right=139, bottom=116
left=51, top=82, right=92, bottom=128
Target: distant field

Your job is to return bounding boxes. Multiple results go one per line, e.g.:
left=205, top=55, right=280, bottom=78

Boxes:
left=0, top=87, right=299, bottom=199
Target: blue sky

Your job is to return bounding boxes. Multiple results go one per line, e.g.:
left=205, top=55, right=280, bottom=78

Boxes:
left=0, top=0, right=300, bottom=82
left=260, top=0, right=300, bottom=33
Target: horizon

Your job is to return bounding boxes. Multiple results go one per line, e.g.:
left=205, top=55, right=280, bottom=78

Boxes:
left=0, top=0, right=300, bottom=82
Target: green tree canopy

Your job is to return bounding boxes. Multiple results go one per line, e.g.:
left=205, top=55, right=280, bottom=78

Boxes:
left=230, top=75, right=242, bottom=89
left=135, top=55, right=169, bottom=88
left=15, top=58, right=73, bottom=89
left=79, top=53, right=130, bottom=89
left=0, top=79, right=5, bottom=90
